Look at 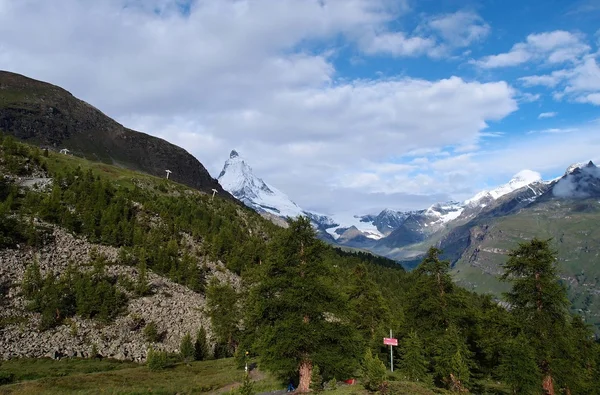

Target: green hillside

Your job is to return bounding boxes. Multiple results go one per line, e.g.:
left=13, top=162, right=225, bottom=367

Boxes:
left=452, top=199, right=600, bottom=332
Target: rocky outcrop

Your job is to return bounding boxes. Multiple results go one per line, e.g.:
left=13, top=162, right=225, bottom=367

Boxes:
left=0, top=225, right=236, bottom=362
left=0, top=71, right=235, bottom=201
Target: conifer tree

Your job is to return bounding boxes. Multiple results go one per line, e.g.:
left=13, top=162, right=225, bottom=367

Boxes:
left=194, top=326, right=209, bottom=361
left=246, top=217, right=360, bottom=392
left=347, top=264, right=391, bottom=347
left=206, top=279, right=240, bottom=357
left=180, top=333, right=195, bottom=362
left=498, top=334, right=542, bottom=395
left=501, top=238, right=569, bottom=394
left=433, top=324, right=473, bottom=391
left=398, top=330, right=431, bottom=384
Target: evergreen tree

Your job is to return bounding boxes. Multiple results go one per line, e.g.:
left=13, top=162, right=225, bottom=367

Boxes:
left=498, top=334, right=542, bottom=395
left=362, top=349, right=386, bottom=392
left=433, top=324, right=473, bottom=391
left=501, top=238, right=569, bottom=394
left=347, top=264, right=392, bottom=347
left=398, top=330, right=431, bottom=384
left=206, top=279, right=240, bottom=357
left=180, top=333, right=195, bottom=362
left=194, top=326, right=210, bottom=361
left=246, top=217, right=360, bottom=392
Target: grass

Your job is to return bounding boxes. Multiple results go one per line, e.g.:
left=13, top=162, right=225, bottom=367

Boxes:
left=0, top=358, right=282, bottom=394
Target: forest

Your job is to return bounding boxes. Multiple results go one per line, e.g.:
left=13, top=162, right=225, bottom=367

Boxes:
left=1, top=135, right=599, bottom=394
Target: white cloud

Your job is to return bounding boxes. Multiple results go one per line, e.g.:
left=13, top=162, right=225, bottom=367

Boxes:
left=473, top=30, right=590, bottom=68
left=360, top=32, right=436, bottom=57
left=538, top=112, right=558, bottom=119
left=1, top=0, right=518, bottom=213
left=425, top=11, right=490, bottom=48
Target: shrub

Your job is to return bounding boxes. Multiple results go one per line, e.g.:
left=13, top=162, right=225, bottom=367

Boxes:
left=0, top=371, right=15, bottom=385
left=180, top=333, right=195, bottom=362
left=362, top=350, right=387, bottom=392
left=239, top=372, right=255, bottom=395
left=144, top=321, right=161, bottom=343
left=146, top=347, right=168, bottom=371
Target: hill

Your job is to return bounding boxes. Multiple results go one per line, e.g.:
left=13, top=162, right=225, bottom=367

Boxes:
left=0, top=71, right=231, bottom=199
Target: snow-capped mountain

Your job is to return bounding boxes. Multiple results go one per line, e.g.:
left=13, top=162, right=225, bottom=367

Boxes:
left=218, top=150, right=305, bottom=218
left=464, top=170, right=542, bottom=208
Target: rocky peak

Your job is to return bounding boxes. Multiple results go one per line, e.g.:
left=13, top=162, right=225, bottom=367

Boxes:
left=230, top=150, right=240, bottom=159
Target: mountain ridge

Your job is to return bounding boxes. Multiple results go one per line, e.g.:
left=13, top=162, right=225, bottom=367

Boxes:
left=0, top=70, right=233, bottom=200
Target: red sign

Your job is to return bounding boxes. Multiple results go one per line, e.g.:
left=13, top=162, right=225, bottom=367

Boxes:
left=383, top=338, right=398, bottom=346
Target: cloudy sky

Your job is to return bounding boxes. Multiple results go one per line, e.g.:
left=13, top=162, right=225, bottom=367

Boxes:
left=1, top=0, right=600, bottom=215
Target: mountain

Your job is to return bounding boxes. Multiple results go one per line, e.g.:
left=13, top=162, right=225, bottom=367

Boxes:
left=0, top=71, right=231, bottom=199
left=218, top=150, right=306, bottom=218
left=440, top=161, right=600, bottom=331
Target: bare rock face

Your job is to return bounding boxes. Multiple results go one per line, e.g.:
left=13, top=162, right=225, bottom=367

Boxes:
left=0, top=225, right=236, bottom=362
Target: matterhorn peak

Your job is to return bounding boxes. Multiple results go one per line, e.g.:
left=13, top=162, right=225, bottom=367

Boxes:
left=230, top=150, right=240, bottom=159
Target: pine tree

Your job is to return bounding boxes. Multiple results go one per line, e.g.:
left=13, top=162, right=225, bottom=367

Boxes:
left=347, top=264, right=391, bottom=347
left=501, top=238, right=569, bottom=394
left=398, top=330, right=431, bottom=384
left=433, top=324, right=473, bottom=391
left=246, top=217, right=360, bottom=392
left=180, top=333, right=195, bottom=362
left=206, top=279, right=240, bottom=357
left=194, top=326, right=209, bottom=361
left=362, top=349, right=386, bottom=391
left=498, top=334, right=542, bottom=395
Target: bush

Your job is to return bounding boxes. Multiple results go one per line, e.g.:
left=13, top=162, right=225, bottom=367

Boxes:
left=0, top=371, right=15, bottom=385
left=362, top=350, right=387, bottom=392
left=239, top=372, right=255, bottom=395
left=144, top=321, right=161, bottom=343
left=146, top=347, right=168, bottom=371
left=310, top=365, right=323, bottom=392
left=194, top=326, right=209, bottom=361
left=180, top=333, right=194, bottom=362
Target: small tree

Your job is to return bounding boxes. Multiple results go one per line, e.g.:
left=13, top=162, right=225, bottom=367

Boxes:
left=239, top=372, right=255, bottom=395
left=146, top=347, right=168, bottom=371
left=362, top=349, right=386, bottom=392
left=398, top=330, right=431, bottom=384
left=135, top=260, right=150, bottom=296
left=180, top=333, right=195, bottom=362
left=433, top=324, right=473, bottom=391
left=194, top=326, right=210, bottom=361
left=310, top=365, right=323, bottom=392
left=144, top=321, right=161, bottom=343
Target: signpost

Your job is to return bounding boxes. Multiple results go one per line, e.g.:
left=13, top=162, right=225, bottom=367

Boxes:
left=383, top=330, right=398, bottom=372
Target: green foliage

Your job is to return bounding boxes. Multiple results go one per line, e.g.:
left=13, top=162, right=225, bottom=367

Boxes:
left=180, top=333, right=195, bottom=362
left=135, top=260, right=151, bottom=296
left=206, top=279, right=240, bottom=357
left=398, top=330, right=431, bottom=385
left=310, top=365, right=323, bottom=392
left=362, top=349, right=387, bottom=392
left=245, top=217, right=361, bottom=386
left=239, top=372, right=255, bottom=395
left=21, top=259, right=127, bottom=329
left=144, top=321, right=161, bottom=343
left=0, top=370, right=16, bottom=385
left=194, top=326, right=210, bottom=361
left=498, top=334, right=541, bottom=394
left=433, top=325, right=473, bottom=391
left=146, top=347, right=168, bottom=371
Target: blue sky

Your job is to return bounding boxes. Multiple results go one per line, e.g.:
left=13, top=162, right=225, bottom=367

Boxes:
left=1, top=0, right=599, bottom=214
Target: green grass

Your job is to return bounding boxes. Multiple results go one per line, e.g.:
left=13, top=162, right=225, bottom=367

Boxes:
left=0, top=358, right=282, bottom=395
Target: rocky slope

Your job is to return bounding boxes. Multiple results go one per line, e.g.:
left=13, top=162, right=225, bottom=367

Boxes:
left=0, top=71, right=232, bottom=199
left=0, top=223, right=237, bottom=361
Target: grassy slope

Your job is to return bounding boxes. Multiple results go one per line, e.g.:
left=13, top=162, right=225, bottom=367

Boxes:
left=452, top=199, right=600, bottom=331
left=0, top=358, right=459, bottom=395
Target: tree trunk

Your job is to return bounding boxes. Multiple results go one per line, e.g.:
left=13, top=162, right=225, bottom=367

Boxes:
left=542, top=374, right=555, bottom=395
left=298, top=359, right=313, bottom=392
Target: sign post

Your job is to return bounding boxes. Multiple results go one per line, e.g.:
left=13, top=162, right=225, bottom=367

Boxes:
left=383, top=330, right=398, bottom=372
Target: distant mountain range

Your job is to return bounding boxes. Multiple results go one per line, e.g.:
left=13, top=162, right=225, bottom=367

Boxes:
left=217, top=149, right=550, bottom=258
left=218, top=153, right=600, bottom=330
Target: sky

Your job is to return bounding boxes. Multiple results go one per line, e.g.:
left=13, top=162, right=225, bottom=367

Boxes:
left=1, top=0, right=600, bottom=215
